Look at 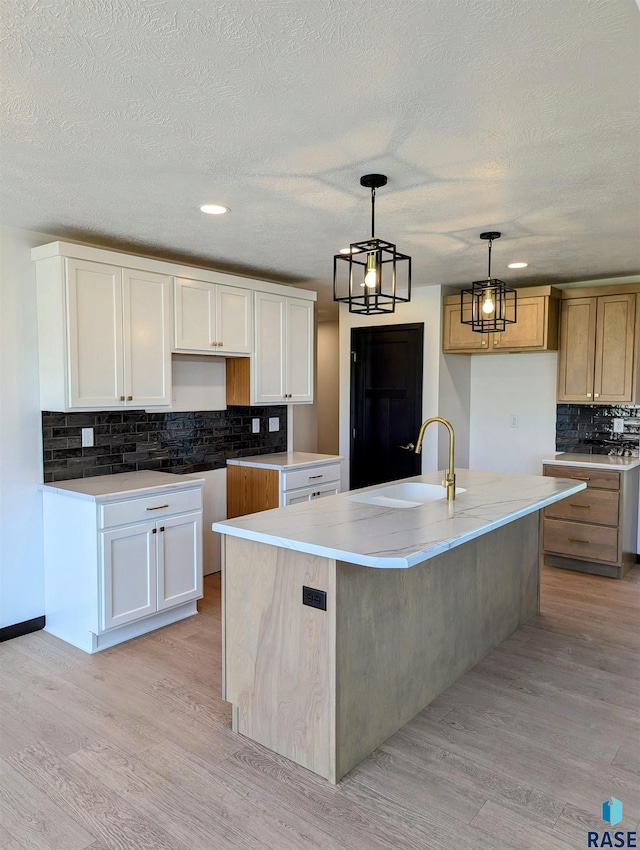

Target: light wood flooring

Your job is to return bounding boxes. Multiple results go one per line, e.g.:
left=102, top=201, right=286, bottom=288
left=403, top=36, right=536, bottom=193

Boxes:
left=1, top=564, right=638, bottom=849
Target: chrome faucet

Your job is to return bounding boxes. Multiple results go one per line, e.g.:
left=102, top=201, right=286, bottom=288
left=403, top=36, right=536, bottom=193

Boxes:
left=414, top=416, right=456, bottom=501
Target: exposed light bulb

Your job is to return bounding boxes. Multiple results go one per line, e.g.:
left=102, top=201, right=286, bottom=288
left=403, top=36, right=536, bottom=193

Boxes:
left=482, top=289, right=495, bottom=314
left=363, top=252, right=378, bottom=288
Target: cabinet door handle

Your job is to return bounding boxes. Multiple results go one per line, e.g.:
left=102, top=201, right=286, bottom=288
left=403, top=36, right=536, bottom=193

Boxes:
left=159, top=526, right=165, bottom=532
left=571, top=475, right=590, bottom=481
left=308, top=474, right=323, bottom=479
left=146, top=504, right=169, bottom=511
left=587, top=392, right=592, bottom=398
left=152, top=527, right=157, bottom=534
left=399, top=443, right=415, bottom=451
left=568, top=537, right=590, bottom=544
left=594, top=393, right=600, bottom=398
left=569, top=503, right=590, bottom=508
left=127, top=395, right=133, bottom=401
left=120, top=395, right=125, bottom=401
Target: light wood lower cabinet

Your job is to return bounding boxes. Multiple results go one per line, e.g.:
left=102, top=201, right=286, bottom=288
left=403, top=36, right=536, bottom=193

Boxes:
left=542, top=463, right=638, bottom=578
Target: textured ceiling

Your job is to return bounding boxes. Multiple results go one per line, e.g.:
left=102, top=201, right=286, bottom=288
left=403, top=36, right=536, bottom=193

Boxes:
left=1, top=0, right=639, bottom=318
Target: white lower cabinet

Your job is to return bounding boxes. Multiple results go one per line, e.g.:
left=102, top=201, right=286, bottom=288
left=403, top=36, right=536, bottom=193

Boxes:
left=100, top=511, right=201, bottom=630
left=41, top=474, right=203, bottom=653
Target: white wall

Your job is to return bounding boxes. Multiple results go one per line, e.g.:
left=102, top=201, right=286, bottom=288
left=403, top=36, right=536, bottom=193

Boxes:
left=338, top=286, right=472, bottom=489
left=0, top=225, right=55, bottom=628
left=469, top=352, right=558, bottom=474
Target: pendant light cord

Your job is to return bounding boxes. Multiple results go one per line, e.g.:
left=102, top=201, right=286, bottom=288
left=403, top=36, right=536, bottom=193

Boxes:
left=370, top=187, right=376, bottom=239
left=487, top=237, right=492, bottom=280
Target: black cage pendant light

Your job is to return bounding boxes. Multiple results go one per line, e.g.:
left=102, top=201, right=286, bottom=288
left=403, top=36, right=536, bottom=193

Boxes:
left=460, top=232, right=516, bottom=333
left=333, top=174, right=411, bottom=315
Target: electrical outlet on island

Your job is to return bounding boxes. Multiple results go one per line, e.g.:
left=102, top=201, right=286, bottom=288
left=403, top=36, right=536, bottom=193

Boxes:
left=268, top=417, right=279, bottom=432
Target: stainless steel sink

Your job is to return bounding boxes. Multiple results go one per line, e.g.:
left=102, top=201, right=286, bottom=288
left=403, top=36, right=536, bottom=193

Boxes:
left=345, top=481, right=466, bottom=508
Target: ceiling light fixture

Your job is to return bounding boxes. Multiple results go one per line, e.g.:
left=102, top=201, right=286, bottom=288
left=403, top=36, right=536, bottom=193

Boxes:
left=333, top=174, right=411, bottom=315
left=508, top=262, right=528, bottom=269
left=200, top=204, right=230, bottom=215
left=460, top=232, right=517, bottom=333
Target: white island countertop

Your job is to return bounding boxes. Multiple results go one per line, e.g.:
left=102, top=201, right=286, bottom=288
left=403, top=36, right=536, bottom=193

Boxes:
left=39, top=470, right=205, bottom=503
left=213, top=468, right=585, bottom=569
left=543, top=453, right=640, bottom=471
left=227, top=452, right=342, bottom=470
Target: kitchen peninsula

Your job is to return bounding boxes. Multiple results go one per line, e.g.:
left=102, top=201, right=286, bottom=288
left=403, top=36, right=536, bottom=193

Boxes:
left=213, top=468, right=585, bottom=783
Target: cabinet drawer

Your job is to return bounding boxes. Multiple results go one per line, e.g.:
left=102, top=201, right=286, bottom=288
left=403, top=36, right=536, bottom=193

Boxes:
left=543, top=489, right=619, bottom=526
left=542, top=464, right=620, bottom=491
left=283, top=482, right=340, bottom=506
left=543, top=518, right=618, bottom=564
left=100, top=487, right=202, bottom=528
left=282, top=463, right=341, bottom=492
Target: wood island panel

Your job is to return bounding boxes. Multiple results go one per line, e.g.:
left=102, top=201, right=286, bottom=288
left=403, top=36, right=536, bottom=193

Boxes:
left=222, top=512, right=540, bottom=783
left=224, top=536, right=337, bottom=780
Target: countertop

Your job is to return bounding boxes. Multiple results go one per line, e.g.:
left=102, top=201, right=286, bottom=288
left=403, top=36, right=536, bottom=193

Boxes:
left=227, top=452, right=342, bottom=471
left=39, top=471, right=205, bottom=503
left=542, top=453, right=640, bottom=471
left=213, top=468, right=585, bottom=569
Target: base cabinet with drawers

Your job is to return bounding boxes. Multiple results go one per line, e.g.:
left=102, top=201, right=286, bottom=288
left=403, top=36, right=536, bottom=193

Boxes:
left=542, top=461, right=639, bottom=578
left=226, top=453, right=342, bottom=518
left=41, top=473, right=204, bottom=653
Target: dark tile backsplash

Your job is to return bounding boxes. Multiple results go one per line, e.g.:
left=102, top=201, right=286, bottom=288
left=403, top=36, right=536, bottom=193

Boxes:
left=42, top=407, right=288, bottom=482
left=556, top=404, right=640, bottom=457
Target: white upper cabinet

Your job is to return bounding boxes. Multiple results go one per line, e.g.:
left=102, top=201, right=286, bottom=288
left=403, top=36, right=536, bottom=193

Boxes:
left=122, top=268, right=172, bottom=408
left=252, top=292, right=313, bottom=404
left=174, top=278, right=252, bottom=355
left=33, top=242, right=316, bottom=411
left=285, top=296, right=314, bottom=402
left=37, top=256, right=171, bottom=411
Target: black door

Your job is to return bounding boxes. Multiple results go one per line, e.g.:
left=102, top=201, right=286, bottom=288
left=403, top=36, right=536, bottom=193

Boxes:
left=350, top=323, right=423, bottom=490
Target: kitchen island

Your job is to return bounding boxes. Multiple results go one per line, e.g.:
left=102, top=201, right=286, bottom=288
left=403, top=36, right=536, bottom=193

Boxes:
left=213, top=468, right=585, bottom=783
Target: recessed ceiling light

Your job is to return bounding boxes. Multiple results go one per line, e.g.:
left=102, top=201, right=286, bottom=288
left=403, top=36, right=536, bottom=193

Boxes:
left=508, top=262, right=528, bottom=269
left=200, top=204, right=230, bottom=215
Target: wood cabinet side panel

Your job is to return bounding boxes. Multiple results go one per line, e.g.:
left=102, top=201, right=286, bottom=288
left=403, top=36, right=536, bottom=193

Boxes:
left=225, top=357, right=251, bottom=406
left=226, top=465, right=279, bottom=518
left=224, top=537, right=336, bottom=780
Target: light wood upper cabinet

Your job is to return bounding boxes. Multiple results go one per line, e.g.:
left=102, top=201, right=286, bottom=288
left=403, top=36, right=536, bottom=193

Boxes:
left=557, top=290, right=639, bottom=404
left=173, top=278, right=252, bottom=355
left=442, top=286, right=560, bottom=354
left=442, top=300, right=489, bottom=352
left=37, top=256, right=171, bottom=411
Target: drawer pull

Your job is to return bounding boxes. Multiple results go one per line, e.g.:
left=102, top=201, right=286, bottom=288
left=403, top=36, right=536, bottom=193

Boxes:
left=569, top=503, right=590, bottom=508
left=568, top=537, right=590, bottom=544
left=146, top=504, right=169, bottom=511
left=571, top=475, right=591, bottom=481
left=308, top=474, right=323, bottom=480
